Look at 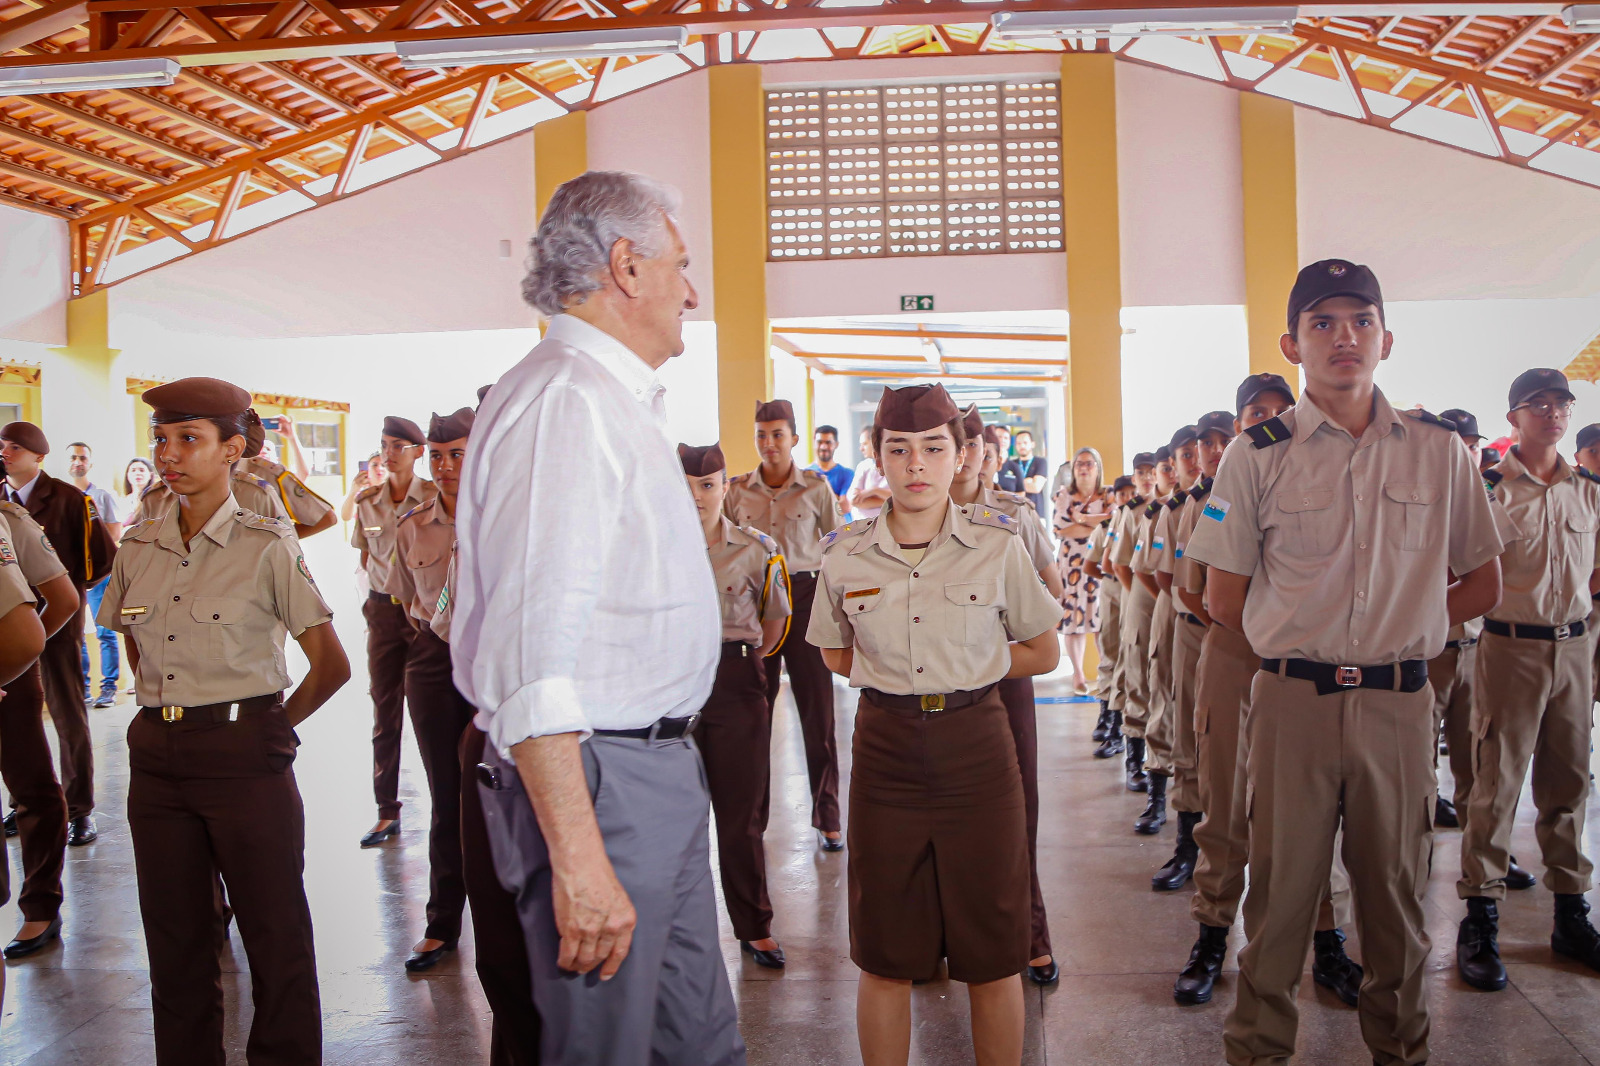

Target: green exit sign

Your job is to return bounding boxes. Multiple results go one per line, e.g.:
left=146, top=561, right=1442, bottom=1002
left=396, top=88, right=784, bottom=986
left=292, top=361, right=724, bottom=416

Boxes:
left=900, top=295, right=934, bottom=312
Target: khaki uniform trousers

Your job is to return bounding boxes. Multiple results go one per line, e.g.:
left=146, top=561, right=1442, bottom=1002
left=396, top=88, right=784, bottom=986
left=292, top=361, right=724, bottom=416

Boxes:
left=1119, top=579, right=1156, bottom=739
left=1097, top=577, right=1123, bottom=708
left=1459, top=630, right=1595, bottom=900
left=1167, top=613, right=1206, bottom=812
left=1225, top=672, right=1434, bottom=1066
left=1144, top=588, right=1177, bottom=774
left=1426, top=642, right=1476, bottom=819
left=1190, top=626, right=1352, bottom=934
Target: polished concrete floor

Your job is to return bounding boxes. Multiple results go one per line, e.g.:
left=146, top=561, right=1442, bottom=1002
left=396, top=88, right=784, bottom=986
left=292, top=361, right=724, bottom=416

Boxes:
left=5, top=529, right=1600, bottom=1063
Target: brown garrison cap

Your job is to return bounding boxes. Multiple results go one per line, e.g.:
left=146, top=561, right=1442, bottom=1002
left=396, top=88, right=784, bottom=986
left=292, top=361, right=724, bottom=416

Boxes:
left=754, top=399, right=795, bottom=426
left=241, top=411, right=265, bottom=458
left=961, top=403, right=984, bottom=441
left=428, top=407, right=475, bottom=443
left=0, top=421, right=48, bottom=456
left=383, top=415, right=425, bottom=445
left=142, top=377, right=251, bottom=421
left=875, top=383, right=960, bottom=433
left=678, top=442, right=726, bottom=477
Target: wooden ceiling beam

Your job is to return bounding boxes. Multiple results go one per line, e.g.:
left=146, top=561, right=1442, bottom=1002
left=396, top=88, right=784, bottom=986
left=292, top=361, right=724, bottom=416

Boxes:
left=1477, top=14, right=1555, bottom=73
left=0, top=153, right=124, bottom=200
left=259, top=61, right=359, bottom=111
left=0, top=0, right=88, bottom=55
left=0, top=117, right=174, bottom=183
left=121, top=87, right=273, bottom=147
left=177, top=70, right=314, bottom=131
left=0, top=188, right=78, bottom=218
left=18, top=96, right=220, bottom=167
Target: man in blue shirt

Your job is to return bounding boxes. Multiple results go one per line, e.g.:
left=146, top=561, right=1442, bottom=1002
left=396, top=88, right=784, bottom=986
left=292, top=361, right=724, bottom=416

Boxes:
left=806, top=425, right=853, bottom=500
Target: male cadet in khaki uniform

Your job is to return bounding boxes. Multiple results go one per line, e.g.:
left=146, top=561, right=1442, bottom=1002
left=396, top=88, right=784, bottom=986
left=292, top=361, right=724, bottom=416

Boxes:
left=352, top=415, right=436, bottom=848
left=1185, top=260, right=1505, bottom=1066
left=1112, top=448, right=1170, bottom=792
left=243, top=451, right=336, bottom=540
left=1456, top=368, right=1600, bottom=992
left=1087, top=475, right=1133, bottom=744
left=1578, top=422, right=1600, bottom=704
left=724, top=398, right=843, bottom=849
left=1096, top=456, right=1157, bottom=760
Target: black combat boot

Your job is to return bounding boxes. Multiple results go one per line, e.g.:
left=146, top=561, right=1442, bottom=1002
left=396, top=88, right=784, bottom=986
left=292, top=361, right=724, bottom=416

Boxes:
left=1434, top=795, right=1459, bottom=829
left=1092, top=701, right=1112, bottom=742
left=1312, top=928, right=1363, bottom=1007
left=1135, top=771, right=1167, bottom=835
left=1553, top=893, right=1600, bottom=973
left=1505, top=855, right=1537, bottom=890
left=1173, top=923, right=1229, bottom=1005
left=1124, top=736, right=1147, bottom=791
left=1152, top=810, right=1202, bottom=890
left=1457, top=896, right=1507, bottom=991
left=1093, top=710, right=1124, bottom=759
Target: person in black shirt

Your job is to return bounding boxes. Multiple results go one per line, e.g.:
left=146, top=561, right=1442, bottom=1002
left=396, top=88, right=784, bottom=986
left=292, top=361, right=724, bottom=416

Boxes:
left=1001, top=430, right=1049, bottom=516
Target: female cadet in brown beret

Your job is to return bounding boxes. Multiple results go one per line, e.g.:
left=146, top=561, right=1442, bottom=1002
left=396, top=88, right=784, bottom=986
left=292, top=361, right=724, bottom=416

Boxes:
left=97, top=376, right=350, bottom=1065
left=808, top=383, right=1064, bottom=1066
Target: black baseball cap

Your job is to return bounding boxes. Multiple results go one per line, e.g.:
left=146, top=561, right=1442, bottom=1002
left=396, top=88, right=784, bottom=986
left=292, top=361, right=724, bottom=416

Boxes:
left=1168, top=425, right=1198, bottom=452
left=1438, top=408, right=1480, bottom=441
left=1481, top=446, right=1502, bottom=466
left=1236, top=372, right=1294, bottom=414
left=1508, top=368, right=1575, bottom=410
left=1287, top=259, right=1384, bottom=331
left=1153, top=445, right=1172, bottom=465
left=1112, top=475, right=1134, bottom=492
left=1196, top=411, right=1235, bottom=439
left=1131, top=451, right=1156, bottom=470
left=1576, top=424, right=1600, bottom=452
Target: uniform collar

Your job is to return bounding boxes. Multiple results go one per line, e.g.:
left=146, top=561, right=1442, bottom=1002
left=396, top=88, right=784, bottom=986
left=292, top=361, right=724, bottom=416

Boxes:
left=854, top=498, right=970, bottom=559
left=1291, top=386, right=1402, bottom=445
left=1499, top=446, right=1572, bottom=487
left=745, top=460, right=804, bottom=494
left=154, top=493, right=241, bottom=553
left=418, top=496, right=454, bottom=525
left=718, top=515, right=741, bottom=545
left=545, top=314, right=663, bottom=407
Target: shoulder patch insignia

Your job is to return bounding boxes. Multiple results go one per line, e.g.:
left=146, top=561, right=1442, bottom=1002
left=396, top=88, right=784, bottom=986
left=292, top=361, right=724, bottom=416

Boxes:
left=356, top=485, right=382, bottom=502
left=1577, top=467, right=1600, bottom=485
left=821, top=519, right=872, bottom=550
left=1482, top=468, right=1504, bottom=499
left=968, top=507, right=1019, bottom=533
left=1165, top=496, right=1183, bottom=511
left=399, top=501, right=429, bottom=523
left=0, top=539, right=14, bottom=565
left=744, top=526, right=779, bottom=554
left=1144, top=501, right=1163, bottom=520
left=296, top=555, right=316, bottom=585
left=242, top=513, right=293, bottom=537
left=1404, top=408, right=1457, bottom=432
left=1245, top=416, right=1290, bottom=449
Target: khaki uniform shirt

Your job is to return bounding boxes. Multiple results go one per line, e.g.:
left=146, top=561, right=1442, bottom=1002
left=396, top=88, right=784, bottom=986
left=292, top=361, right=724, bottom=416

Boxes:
left=976, top=485, right=1054, bottom=572
left=723, top=464, right=839, bottom=574
left=98, top=495, right=333, bottom=707
left=708, top=517, right=793, bottom=646
left=1184, top=388, right=1505, bottom=664
left=244, top=456, right=335, bottom=529
left=1152, top=492, right=1189, bottom=576
left=807, top=500, right=1063, bottom=695
left=129, top=472, right=289, bottom=528
left=1176, top=481, right=1213, bottom=597
left=1130, top=497, right=1169, bottom=575
left=1, top=501, right=68, bottom=587
left=431, top=546, right=457, bottom=643
left=0, top=522, right=36, bottom=618
left=352, top=477, right=437, bottom=596
left=394, top=496, right=456, bottom=625
left=1111, top=498, right=1144, bottom=569
left=1485, top=449, right=1600, bottom=626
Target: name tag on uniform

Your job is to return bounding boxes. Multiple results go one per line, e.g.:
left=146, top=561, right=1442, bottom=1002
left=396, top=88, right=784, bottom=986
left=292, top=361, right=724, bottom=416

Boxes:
left=845, top=587, right=881, bottom=599
left=120, top=606, right=148, bottom=617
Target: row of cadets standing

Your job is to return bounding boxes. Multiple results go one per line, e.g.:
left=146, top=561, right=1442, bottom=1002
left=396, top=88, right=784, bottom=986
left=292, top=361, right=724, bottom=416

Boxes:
left=1088, top=472, right=1141, bottom=754
left=1106, top=449, right=1166, bottom=781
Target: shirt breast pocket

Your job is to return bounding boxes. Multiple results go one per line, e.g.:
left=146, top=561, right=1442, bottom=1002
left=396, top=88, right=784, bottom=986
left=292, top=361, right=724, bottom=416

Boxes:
left=1566, top=512, right=1599, bottom=568
left=1272, top=489, right=1338, bottom=556
left=944, top=580, right=998, bottom=647
left=1383, top=482, right=1441, bottom=552
left=192, top=598, right=247, bottom=660
left=406, top=548, right=442, bottom=574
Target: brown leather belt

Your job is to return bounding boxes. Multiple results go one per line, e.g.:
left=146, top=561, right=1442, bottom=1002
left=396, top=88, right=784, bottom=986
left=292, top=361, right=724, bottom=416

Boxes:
left=863, top=683, right=996, bottom=714
left=141, top=693, right=282, bottom=724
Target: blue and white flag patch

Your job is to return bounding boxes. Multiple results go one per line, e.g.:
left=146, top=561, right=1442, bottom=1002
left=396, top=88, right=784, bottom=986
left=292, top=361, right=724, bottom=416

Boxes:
left=1201, top=496, right=1231, bottom=523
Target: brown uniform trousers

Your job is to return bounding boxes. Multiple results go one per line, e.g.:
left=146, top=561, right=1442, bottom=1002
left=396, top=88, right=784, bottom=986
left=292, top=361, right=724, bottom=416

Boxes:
left=404, top=628, right=476, bottom=943
left=1459, top=630, right=1595, bottom=899
left=365, top=591, right=415, bottom=820
left=459, top=725, right=541, bottom=1066
left=1144, top=588, right=1177, bottom=774
left=1096, top=575, right=1123, bottom=707
left=1118, top=579, right=1156, bottom=739
left=761, top=571, right=841, bottom=834
left=997, top=676, right=1051, bottom=960
left=1167, top=612, right=1206, bottom=811
left=0, top=663, right=68, bottom=920
left=40, top=604, right=95, bottom=818
left=1226, top=671, right=1434, bottom=1066
left=127, top=700, right=321, bottom=1065
left=1427, top=641, right=1477, bottom=819
left=696, top=641, right=776, bottom=941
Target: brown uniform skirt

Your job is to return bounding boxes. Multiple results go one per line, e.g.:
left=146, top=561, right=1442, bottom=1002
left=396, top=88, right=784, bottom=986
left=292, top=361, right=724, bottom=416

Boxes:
left=848, top=687, right=1030, bottom=984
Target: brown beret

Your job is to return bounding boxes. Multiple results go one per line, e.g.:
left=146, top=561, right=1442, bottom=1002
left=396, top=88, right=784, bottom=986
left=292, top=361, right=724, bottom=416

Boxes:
left=428, top=407, right=475, bottom=443
left=961, top=404, right=984, bottom=442
left=0, top=420, right=48, bottom=456
left=383, top=415, right=425, bottom=445
left=678, top=442, right=726, bottom=478
left=875, top=383, right=959, bottom=434
left=241, top=410, right=265, bottom=458
left=142, top=377, right=251, bottom=422
left=754, top=399, right=795, bottom=426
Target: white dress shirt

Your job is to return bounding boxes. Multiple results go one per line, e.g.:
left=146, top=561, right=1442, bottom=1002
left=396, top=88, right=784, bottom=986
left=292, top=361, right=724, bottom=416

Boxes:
left=848, top=459, right=888, bottom=521
left=452, top=314, right=721, bottom=758
left=8, top=471, right=40, bottom=507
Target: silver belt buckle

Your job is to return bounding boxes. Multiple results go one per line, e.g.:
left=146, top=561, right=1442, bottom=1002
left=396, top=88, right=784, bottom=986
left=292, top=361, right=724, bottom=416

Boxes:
left=1554, top=623, right=1573, bottom=641
left=1335, top=666, right=1362, bottom=688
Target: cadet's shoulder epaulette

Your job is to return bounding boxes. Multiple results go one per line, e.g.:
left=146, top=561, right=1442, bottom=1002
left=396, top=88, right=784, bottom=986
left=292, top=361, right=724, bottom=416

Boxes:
left=1483, top=468, right=1505, bottom=488
left=739, top=525, right=780, bottom=554
left=802, top=468, right=827, bottom=484
left=1245, top=416, right=1291, bottom=449
left=1165, top=496, right=1183, bottom=511
left=820, top=518, right=873, bottom=551
left=355, top=484, right=383, bottom=502
left=124, top=516, right=161, bottom=542
left=0, top=499, right=27, bottom=520
left=1576, top=467, right=1600, bottom=486
left=1144, top=500, right=1163, bottom=520
left=964, top=505, right=1020, bottom=533
left=1404, top=408, right=1457, bottom=432
left=233, top=470, right=269, bottom=488
left=727, top=472, right=750, bottom=486
left=1123, top=495, right=1142, bottom=512
left=1188, top=480, right=1208, bottom=501
left=236, top=510, right=294, bottom=538
left=398, top=498, right=434, bottom=524
left=996, top=490, right=1030, bottom=507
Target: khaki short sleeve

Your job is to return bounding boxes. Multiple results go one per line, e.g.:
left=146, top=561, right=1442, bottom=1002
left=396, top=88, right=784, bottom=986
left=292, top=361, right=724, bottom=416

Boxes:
left=1112, top=509, right=1139, bottom=567
left=1018, top=510, right=1054, bottom=571
left=270, top=536, right=334, bottom=637
left=0, top=531, right=35, bottom=617
left=96, top=551, right=131, bottom=633
left=3, top=510, right=67, bottom=586
left=762, top=552, right=793, bottom=622
left=1184, top=444, right=1262, bottom=578
left=1000, top=534, right=1064, bottom=642
left=805, top=560, right=852, bottom=649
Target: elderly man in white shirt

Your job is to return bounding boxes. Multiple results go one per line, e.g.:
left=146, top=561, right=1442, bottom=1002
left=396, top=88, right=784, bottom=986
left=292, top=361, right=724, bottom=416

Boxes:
left=453, top=171, right=744, bottom=1065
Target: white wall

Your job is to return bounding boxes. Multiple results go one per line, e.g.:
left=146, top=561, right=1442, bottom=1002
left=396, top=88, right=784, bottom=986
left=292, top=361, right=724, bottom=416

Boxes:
left=0, top=205, right=68, bottom=345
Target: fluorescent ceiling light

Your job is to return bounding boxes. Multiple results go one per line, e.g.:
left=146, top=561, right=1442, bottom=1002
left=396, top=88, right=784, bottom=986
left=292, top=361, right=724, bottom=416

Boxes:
left=0, top=58, right=179, bottom=96
left=1562, top=4, right=1600, bottom=31
left=397, top=26, right=689, bottom=69
left=991, top=7, right=1297, bottom=39
left=949, top=390, right=1005, bottom=401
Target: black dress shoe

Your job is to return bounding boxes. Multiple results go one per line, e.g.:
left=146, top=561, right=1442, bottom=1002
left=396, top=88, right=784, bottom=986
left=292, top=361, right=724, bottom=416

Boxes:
left=404, top=941, right=457, bottom=972
left=3, top=915, right=62, bottom=959
left=1174, top=923, right=1229, bottom=1005
left=1152, top=810, right=1201, bottom=890
left=1506, top=856, right=1537, bottom=890
left=1092, top=710, right=1124, bottom=759
left=1553, top=894, right=1600, bottom=973
left=740, top=940, right=786, bottom=969
left=3, top=810, right=15, bottom=837
left=1312, top=928, right=1362, bottom=1007
left=360, top=820, right=400, bottom=848
left=1434, top=796, right=1459, bottom=829
left=817, top=829, right=843, bottom=852
left=1135, top=773, right=1167, bottom=835
left=1457, top=898, right=1507, bottom=991
left=1027, top=959, right=1059, bottom=985
left=66, top=815, right=97, bottom=847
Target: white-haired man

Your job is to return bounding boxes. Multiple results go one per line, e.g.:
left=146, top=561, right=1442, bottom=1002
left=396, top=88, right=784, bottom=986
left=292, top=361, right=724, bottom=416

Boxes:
left=453, top=171, right=745, bottom=1065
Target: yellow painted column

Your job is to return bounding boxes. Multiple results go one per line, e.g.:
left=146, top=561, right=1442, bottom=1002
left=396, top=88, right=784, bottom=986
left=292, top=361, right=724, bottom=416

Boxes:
left=709, top=63, right=771, bottom=475
left=1239, top=93, right=1299, bottom=386
left=1059, top=54, right=1123, bottom=478
left=534, top=110, right=588, bottom=220
left=42, top=290, right=123, bottom=475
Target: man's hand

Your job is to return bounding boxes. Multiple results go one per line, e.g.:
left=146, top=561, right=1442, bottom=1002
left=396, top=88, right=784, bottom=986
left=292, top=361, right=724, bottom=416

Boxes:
left=552, top=849, right=637, bottom=979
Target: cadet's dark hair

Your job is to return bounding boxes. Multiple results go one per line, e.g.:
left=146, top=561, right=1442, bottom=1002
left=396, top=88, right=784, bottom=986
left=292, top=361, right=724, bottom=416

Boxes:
left=152, top=411, right=248, bottom=449
left=815, top=425, right=839, bottom=440
left=67, top=441, right=91, bottom=456
left=872, top=418, right=967, bottom=463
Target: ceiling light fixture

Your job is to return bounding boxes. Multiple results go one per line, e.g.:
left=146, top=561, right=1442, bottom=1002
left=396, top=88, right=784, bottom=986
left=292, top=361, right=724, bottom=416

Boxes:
left=991, top=7, right=1297, bottom=40
left=396, top=26, right=689, bottom=69
left=1562, top=4, right=1600, bottom=31
left=0, top=58, right=179, bottom=96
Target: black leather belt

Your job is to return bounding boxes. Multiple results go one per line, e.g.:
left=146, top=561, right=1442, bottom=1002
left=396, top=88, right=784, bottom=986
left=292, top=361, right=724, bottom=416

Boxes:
left=791, top=570, right=818, bottom=579
left=1445, top=637, right=1479, bottom=650
left=722, top=641, right=756, bottom=658
left=1483, top=618, right=1587, bottom=642
left=1180, top=612, right=1207, bottom=627
left=863, top=683, right=996, bottom=714
left=594, top=714, right=700, bottom=740
left=1260, top=658, right=1429, bottom=697
left=141, top=692, right=281, bottom=724
left=368, top=589, right=403, bottom=605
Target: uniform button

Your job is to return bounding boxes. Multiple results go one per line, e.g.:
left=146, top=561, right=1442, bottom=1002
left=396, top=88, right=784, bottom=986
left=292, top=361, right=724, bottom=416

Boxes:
left=212, top=613, right=220, bottom=620
left=1358, top=543, right=1366, bottom=551
left=1302, top=497, right=1310, bottom=505
left=1411, top=493, right=1418, bottom=501
left=970, top=594, right=977, bottom=601
left=167, top=635, right=175, bottom=641
left=173, top=595, right=180, bottom=601
left=916, top=667, right=924, bottom=673
left=1356, top=494, right=1364, bottom=502
left=912, top=572, right=919, bottom=578
left=1357, top=590, right=1365, bottom=598
left=913, top=617, right=920, bottom=623
left=166, top=674, right=174, bottom=680
left=181, top=560, right=189, bottom=567
left=1352, top=639, right=1360, bottom=646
